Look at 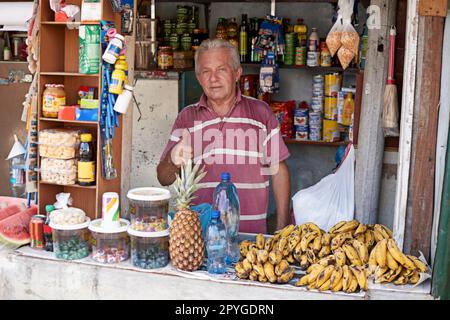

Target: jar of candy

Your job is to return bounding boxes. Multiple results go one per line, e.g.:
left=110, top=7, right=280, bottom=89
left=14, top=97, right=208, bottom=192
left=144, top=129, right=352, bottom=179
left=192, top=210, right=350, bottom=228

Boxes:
left=50, top=218, right=91, bottom=260
left=128, top=228, right=170, bottom=269
left=89, top=219, right=130, bottom=264
left=157, top=46, right=174, bottom=70
left=127, top=187, right=171, bottom=232
left=42, top=84, right=66, bottom=118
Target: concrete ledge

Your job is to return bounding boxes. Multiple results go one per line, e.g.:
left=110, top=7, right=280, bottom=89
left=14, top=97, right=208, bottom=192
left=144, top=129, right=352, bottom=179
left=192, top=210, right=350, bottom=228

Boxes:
left=0, top=249, right=434, bottom=300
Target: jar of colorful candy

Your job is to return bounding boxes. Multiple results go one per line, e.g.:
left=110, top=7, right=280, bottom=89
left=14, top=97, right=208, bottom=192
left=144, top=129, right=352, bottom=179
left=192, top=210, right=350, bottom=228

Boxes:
left=50, top=218, right=91, bottom=260
left=128, top=228, right=170, bottom=269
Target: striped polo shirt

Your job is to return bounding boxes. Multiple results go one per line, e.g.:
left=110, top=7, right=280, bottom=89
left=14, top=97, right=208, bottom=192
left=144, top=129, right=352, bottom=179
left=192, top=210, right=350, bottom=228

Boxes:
left=161, top=89, right=290, bottom=233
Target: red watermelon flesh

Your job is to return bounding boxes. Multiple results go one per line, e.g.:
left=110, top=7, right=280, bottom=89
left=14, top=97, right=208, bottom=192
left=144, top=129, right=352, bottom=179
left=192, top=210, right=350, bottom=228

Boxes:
left=0, top=207, right=37, bottom=248
left=0, top=205, right=22, bottom=221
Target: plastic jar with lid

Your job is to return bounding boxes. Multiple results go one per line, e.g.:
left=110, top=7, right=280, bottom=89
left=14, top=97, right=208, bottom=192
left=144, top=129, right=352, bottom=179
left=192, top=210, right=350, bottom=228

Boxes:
left=89, top=218, right=130, bottom=264
left=128, top=228, right=170, bottom=269
left=102, top=34, right=125, bottom=65
left=157, top=46, right=174, bottom=70
left=42, top=84, right=66, bottom=118
left=127, top=187, right=171, bottom=232
left=50, top=218, right=91, bottom=260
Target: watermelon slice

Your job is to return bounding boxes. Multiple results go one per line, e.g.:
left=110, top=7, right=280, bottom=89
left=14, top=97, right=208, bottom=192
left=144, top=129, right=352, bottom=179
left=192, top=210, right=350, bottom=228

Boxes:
left=0, top=207, right=37, bottom=249
left=0, top=205, right=23, bottom=221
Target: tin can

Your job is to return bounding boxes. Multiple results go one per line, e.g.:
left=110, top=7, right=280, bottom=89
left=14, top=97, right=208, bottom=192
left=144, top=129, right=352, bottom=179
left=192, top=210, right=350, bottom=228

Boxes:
left=181, top=33, right=192, bottom=51
left=309, top=127, right=322, bottom=141
left=312, top=82, right=324, bottom=91
left=324, top=96, right=338, bottom=120
left=307, top=51, right=320, bottom=67
left=240, top=74, right=258, bottom=97
left=323, top=120, right=340, bottom=142
left=295, top=47, right=307, bottom=66
left=30, top=215, right=45, bottom=249
left=313, top=75, right=324, bottom=83
left=294, top=116, right=308, bottom=126
left=310, top=97, right=323, bottom=112
left=169, top=33, right=180, bottom=51
left=337, top=91, right=345, bottom=124
left=295, top=125, right=309, bottom=140
left=309, top=112, right=322, bottom=126
left=325, top=73, right=342, bottom=97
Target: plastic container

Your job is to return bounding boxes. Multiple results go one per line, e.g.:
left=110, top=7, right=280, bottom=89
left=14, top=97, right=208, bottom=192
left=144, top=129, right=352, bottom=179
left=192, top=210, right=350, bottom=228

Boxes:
left=102, top=34, right=124, bottom=65
left=40, top=157, right=77, bottom=185
left=42, top=84, right=66, bottom=118
left=127, top=187, right=171, bottom=232
left=89, top=219, right=130, bottom=264
left=39, top=129, right=80, bottom=159
left=206, top=210, right=227, bottom=274
left=128, top=228, right=170, bottom=269
left=50, top=218, right=91, bottom=260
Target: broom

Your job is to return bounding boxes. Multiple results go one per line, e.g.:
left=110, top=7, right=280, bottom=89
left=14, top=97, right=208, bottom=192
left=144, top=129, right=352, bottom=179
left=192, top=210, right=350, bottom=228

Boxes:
left=382, top=26, right=400, bottom=137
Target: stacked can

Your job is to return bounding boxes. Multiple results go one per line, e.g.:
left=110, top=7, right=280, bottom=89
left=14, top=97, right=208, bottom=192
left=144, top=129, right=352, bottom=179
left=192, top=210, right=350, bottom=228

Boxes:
left=309, top=75, right=324, bottom=141
left=285, top=33, right=297, bottom=65
left=323, top=73, right=342, bottom=142
left=295, top=46, right=307, bottom=66
left=294, top=107, right=309, bottom=140
left=163, top=20, right=172, bottom=46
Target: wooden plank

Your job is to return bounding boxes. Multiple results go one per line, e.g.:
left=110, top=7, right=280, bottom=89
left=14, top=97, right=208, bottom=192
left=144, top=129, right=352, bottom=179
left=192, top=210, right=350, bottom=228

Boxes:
left=404, top=16, right=445, bottom=260
left=354, top=0, right=398, bottom=225
left=352, top=72, right=364, bottom=147
left=393, top=0, right=419, bottom=250
left=419, top=0, right=448, bottom=17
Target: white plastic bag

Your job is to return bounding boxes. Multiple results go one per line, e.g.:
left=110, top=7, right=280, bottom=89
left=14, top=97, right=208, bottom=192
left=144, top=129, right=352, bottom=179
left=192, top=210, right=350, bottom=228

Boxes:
left=292, top=144, right=355, bottom=232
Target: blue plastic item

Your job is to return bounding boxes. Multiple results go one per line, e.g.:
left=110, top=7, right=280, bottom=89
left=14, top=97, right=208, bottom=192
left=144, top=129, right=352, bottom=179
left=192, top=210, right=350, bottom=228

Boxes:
left=76, top=108, right=99, bottom=121
left=169, top=203, right=213, bottom=239
left=213, top=173, right=240, bottom=264
left=206, top=210, right=227, bottom=274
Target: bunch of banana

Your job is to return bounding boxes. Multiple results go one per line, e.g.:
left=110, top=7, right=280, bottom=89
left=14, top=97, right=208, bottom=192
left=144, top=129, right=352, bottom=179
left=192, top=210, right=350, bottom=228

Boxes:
left=368, top=238, right=429, bottom=285
left=236, top=232, right=295, bottom=284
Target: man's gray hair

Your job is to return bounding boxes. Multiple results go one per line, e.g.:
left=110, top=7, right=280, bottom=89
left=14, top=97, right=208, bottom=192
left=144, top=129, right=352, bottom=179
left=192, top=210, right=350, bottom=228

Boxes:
left=194, top=38, right=241, bottom=74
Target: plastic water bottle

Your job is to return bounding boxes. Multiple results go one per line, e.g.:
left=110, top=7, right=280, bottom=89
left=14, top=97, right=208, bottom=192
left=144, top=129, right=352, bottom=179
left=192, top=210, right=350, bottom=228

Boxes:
left=206, top=210, right=227, bottom=274
left=9, top=155, right=26, bottom=198
left=213, top=172, right=240, bottom=264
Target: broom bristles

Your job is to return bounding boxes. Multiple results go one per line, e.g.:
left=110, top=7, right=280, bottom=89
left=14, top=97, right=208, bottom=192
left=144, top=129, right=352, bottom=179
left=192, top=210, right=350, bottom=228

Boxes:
left=383, top=84, right=399, bottom=129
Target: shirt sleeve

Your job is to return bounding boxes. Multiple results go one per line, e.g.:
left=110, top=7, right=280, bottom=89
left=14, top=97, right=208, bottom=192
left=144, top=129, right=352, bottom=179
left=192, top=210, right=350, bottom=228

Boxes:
left=262, top=110, right=290, bottom=166
left=159, top=113, right=186, bottom=162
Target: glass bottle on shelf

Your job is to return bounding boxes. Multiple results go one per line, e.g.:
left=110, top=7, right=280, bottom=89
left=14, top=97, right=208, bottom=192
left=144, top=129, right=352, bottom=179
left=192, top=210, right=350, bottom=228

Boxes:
left=227, top=17, right=239, bottom=49
left=78, top=133, right=96, bottom=186
left=239, top=14, right=248, bottom=63
left=215, top=18, right=228, bottom=40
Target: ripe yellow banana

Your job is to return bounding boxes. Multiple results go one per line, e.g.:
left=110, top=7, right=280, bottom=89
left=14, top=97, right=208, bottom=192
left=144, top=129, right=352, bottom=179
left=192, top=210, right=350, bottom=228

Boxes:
left=268, top=250, right=283, bottom=265
left=377, top=266, right=402, bottom=283
left=334, top=220, right=360, bottom=234
left=409, top=271, right=420, bottom=285
left=334, top=248, right=347, bottom=267
left=305, top=222, right=322, bottom=235
left=351, top=239, right=369, bottom=264
left=308, top=264, right=326, bottom=284
left=364, top=229, right=376, bottom=249
left=264, top=261, right=277, bottom=283
left=375, top=239, right=388, bottom=268
left=264, top=238, right=274, bottom=252
left=277, top=237, right=288, bottom=252
left=300, top=231, right=319, bottom=252
left=386, top=251, right=399, bottom=270
left=299, top=254, right=310, bottom=270
left=235, top=262, right=248, bottom=277
left=319, top=279, right=332, bottom=291
left=249, top=270, right=258, bottom=281
left=277, top=268, right=294, bottom=284
left=355, top=233, right=366, bottom=244
left=318, top=245, right=331, bottom=258
left=280, top=224, right=295, bottom=238
left=256, top=233, right=265, bottom=249
left=380, top=224, right=393, bottom=238
left=239, top=240, right=252, bottom=257
left=374, top=224, right=390, bottom=241
left=330, top=266, right=343, bottom=288
left=286, top=254, right=295, bottom=264
left=331, top=231, right=353, bottom=250
left=294, top=242, right=303, bottom=256
left=386, top=239, right=416, bottom=270
left=316, top=265, right=334, bottom=287
left=306, top=248, right=317, bottom=265
left=332, top=277, right=344, bottom=292
left=273, top=232, right=281, bottom=243
left=295, top=274, right=310, bottom=287
left=394, top=275, right=408, bottom=285
left=329, top=221, right=347, bottom=234
left=258, top=275, right=268, bottom=282
left=374, top=266, right=389, bottom=283
left=317, top=254, right=336, bottom=267
left=401, top=268, right=414, bottom=278
left=346, top=276, right=359, bottom=293
left=368, top=242, right=378, bottom=275
left=242, top=259, right=253, bottom=273
left=407, top=255, right=428, bottom=273
left=253, top=263, right=265, bottom=277
left=246, top=250, right=258, bottom=264
left=342, top=265, right=351, bottom=291
left=312, top=235, right=322, bottom=254
left=350, top=266, right=368, bottom=291
left=282, top=247, right=291, bottom=257
left=257, top=249, right=269, bottom=264
left=275, top=260, right=290, bottom=276
left=307, top=263, right=321, bottom=274
left=236, top=270, right=249, bottom=279
left=342, top=243, right=363, bottom=266
left=354, top=223, right=367, bottom=236
left=321, top=233, right=332, bottom=246
left=288, top=233, right=302, bottom=252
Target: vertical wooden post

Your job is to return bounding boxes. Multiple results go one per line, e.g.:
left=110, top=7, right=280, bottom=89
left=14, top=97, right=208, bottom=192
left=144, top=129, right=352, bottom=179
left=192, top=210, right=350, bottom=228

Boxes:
left=355, top=0, right=397, bottom=224
left=403, top=15, right=445, bottom=260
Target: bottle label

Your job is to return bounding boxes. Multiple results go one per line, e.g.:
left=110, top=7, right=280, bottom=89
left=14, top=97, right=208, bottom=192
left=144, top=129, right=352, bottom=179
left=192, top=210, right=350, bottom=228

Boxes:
left=239, top=32, right=247, bottom=55
left=78, top=161, right=95, bottom=182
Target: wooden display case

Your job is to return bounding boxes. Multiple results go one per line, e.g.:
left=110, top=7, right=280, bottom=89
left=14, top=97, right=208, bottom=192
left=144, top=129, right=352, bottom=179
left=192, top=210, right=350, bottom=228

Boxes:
left=37, top=0, right=123, bottom=219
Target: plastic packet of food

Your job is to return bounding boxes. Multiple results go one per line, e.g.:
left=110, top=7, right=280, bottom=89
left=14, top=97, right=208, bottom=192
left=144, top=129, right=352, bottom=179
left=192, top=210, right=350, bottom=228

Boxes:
left=341, top=20, right=360, bottom=55
left=326, top=18, right=343, bottom=57
left=337, top=46, right=355, bottom=70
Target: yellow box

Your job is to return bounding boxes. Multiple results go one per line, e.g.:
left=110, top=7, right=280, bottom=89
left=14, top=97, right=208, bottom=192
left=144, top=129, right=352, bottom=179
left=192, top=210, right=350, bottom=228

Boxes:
left=323, top=120, right=340, bottom=142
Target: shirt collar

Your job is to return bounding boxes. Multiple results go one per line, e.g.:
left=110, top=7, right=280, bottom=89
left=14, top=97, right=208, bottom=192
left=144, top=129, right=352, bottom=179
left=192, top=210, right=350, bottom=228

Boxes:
left=198, top=87, right=243, bottom=111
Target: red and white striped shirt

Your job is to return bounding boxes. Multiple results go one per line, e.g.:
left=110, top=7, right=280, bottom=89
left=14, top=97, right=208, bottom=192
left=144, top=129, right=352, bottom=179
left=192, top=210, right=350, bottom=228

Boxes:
left=161, top=89, right=290, bottom=233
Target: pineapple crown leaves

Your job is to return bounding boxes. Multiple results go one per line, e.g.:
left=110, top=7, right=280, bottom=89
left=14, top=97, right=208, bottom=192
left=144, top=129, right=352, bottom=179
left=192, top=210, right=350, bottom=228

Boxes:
left=174, top=159, right=207, bottom=209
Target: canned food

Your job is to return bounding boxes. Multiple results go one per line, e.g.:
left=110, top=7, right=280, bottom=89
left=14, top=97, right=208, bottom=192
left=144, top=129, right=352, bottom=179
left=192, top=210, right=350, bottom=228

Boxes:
left=30, top=215, right=46, bottom=249
left=294, top=108, right=309, bottom=117
left=312, top=83, right=324, bottom=91
left=324, top=97, right=338, bottom=120
left=307, top=51, right=320, bottom=67
left=323, top=120, right=340, bottom=142
left=325, top=73, right=342, bottom=97
left=309, top=112, right=322, bottom=126
left=158, top=46, right=174, bottom=70
left=295, top=47, right=307, bottom=66
left=313, top=75, right=324, bottom=82
left=295, top=130, right=309, bottom=141
left=294, top=116, right=308, bottom=126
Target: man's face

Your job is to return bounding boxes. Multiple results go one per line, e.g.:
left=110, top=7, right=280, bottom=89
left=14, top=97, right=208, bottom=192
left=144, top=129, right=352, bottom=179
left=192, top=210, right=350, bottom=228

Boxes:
left=196, top=48, right=242, bottom=103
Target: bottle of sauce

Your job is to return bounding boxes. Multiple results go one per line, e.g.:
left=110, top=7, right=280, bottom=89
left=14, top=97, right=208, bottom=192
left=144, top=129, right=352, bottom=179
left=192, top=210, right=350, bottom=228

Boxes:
left=215, top=18, right=228, bottom=40
left=308, top=27, right=319, bottom=52
left=78, top=133, right=96, bottom=186
left=342, top=92, right=355, bottom=126
left=239, top=14, right=248, bottom=63
left=250, top=18, right=261, bottom=62
left=44, top=205, right=55, bottom=252
left=227, top=17, right=239, bottom=49
left=320, top=41, right=332, bottom=67
left=294, top=19, right=308, bottom=47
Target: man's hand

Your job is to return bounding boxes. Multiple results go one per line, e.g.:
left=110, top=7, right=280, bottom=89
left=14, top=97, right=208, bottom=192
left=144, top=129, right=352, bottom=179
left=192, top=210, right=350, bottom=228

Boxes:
left=170, top=129, right=193, bottom=168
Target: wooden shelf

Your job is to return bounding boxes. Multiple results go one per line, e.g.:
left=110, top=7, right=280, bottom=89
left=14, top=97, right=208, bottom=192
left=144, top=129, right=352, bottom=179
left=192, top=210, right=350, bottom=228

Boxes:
left=242, top=63, right=361, bottom=73
left=40, top=72, right=99, bottom=77
left=39, top=182, right=97, bottom=190
left=284, top=139, right=348, bottom=147
left=155, top=0, right=338, bottom=3
left=41, top=21, right=99, bottom=26
left=39, top=118, right=99, bottom=126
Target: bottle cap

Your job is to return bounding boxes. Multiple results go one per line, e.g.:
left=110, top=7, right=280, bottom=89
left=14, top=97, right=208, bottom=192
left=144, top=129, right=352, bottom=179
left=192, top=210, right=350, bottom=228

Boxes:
left=45, top=205, right=55, bottom=213
left=212, top=210, right=220, bottom=219
left=80, top=133, right=93, bottom=142
left=221, top=172, right=231, bottom=181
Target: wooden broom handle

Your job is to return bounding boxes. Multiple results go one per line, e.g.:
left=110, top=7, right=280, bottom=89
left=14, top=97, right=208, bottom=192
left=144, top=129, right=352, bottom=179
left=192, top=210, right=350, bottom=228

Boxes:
left=387, top=26, right=397, bottom=84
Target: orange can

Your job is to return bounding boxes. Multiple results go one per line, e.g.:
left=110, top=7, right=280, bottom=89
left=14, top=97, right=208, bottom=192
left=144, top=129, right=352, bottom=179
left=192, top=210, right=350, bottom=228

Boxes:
left=30, top=215, right=45, bottom=249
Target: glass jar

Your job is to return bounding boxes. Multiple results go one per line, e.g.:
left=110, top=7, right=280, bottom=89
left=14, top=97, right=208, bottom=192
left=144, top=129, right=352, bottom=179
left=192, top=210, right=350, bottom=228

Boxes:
left=157, top=46, right=174, bottom=70
left=320, top=42, right=332, bottom=67
left=42, top=84, right=66, bottom=118
left=181, top=33, right=192, bottom=52
left=50, top=218, right=91, bottom=260
left=128, top=228, right=170, bottom=269
left=127, top=187, right=171, bottom=232
left=89, top=219, right=130, bottom=264
left=169, top=33, right=180, bottom=51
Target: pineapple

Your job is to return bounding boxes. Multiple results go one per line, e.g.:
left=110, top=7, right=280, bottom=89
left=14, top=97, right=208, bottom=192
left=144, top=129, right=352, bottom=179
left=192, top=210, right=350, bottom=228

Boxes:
left=169, top=159, right=207, bottom=271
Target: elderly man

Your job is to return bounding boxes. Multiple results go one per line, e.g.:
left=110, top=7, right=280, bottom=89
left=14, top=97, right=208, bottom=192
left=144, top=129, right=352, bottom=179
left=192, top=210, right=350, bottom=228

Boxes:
left=157, top=39, right=291, bottom=234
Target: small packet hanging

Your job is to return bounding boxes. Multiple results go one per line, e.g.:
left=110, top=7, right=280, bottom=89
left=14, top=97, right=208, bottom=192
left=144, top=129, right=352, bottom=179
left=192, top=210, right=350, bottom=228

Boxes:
left=341, top=20, right=360, bottom=55
left=259, top=52, right=279, bottom=93
left=326, top=18, right=343, bottom=57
